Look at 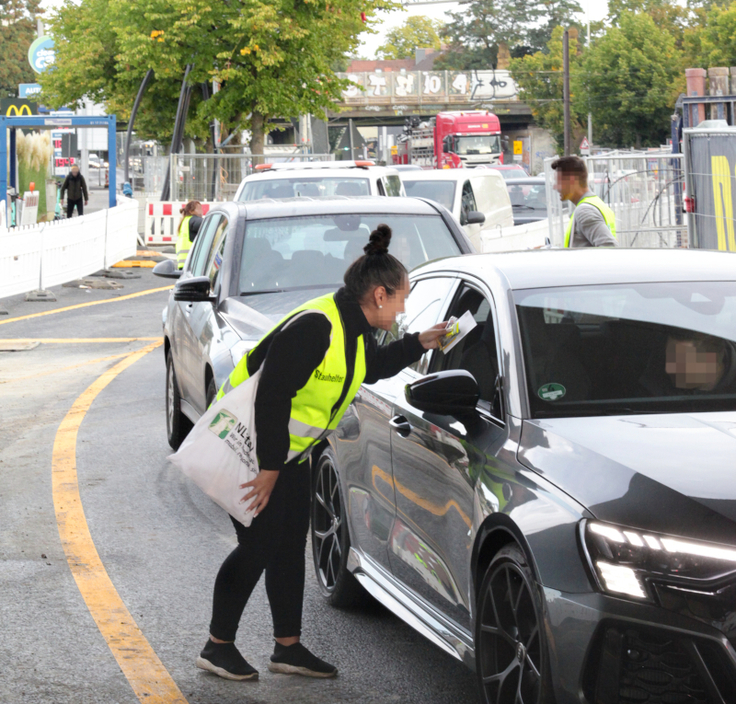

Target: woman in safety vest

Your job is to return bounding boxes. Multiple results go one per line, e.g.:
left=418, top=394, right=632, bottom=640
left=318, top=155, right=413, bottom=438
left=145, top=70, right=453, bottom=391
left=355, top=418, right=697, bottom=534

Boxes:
left=197, top=224, right=448, bottom=682
left=176, top=200, right=203, bottom=269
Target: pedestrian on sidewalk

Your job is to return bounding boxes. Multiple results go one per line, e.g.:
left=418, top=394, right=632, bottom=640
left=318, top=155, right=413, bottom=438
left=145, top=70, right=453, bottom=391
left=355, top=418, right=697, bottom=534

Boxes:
left=552, top=156, right=618, bottom=247
left=176, top=200, right=203, bottom=269
left=197, top=224, right=448, bottom=682
left=60, top=165, right=89, bottom=218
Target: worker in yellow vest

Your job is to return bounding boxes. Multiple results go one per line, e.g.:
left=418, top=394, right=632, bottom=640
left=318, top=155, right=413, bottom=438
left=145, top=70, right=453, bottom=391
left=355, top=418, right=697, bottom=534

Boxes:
left=552, top=156, right=618, bottom=247
left=197, top=224, right=448, bottom=683
left=176, top=200, right=204, bottom=269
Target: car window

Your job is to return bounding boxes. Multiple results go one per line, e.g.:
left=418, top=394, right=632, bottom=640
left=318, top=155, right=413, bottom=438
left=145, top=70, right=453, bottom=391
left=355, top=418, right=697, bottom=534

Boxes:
left=189, top=214, right=221, bottom=276
left=384, top=174, right=403, bottom=197
left=238, top=214, right=462, bottom=295
left=205, top=216, right=229, bottom=291
left=239, top=177, right=371, bottom=200
left=403, top=180, right=456, bottom=211
left=508, top=183, right=547, bottom=213
left=431, top=283, right=502, bottom=417
left=385, top=276, right=456, bottom=373
left=515, top=282, right=736, bottom=418
left=376, top=178, right=386, bottom=196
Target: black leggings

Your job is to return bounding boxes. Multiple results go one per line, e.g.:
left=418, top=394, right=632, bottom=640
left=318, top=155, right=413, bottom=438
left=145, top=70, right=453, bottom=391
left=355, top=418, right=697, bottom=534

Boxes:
left=209, top=464, right=311, bottom=641
left=66, top=198, right=84, bottom=217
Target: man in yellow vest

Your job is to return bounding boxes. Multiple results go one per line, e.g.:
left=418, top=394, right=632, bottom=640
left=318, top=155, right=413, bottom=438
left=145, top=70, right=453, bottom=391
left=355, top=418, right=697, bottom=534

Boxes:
left=552, top=156, right=618, bottom=247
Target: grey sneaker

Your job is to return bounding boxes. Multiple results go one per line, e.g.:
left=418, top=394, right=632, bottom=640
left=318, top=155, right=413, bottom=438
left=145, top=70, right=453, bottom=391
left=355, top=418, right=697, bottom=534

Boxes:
left=196, top=640, right=259, bottom=680
left=268, top=642, right=337, bottom=678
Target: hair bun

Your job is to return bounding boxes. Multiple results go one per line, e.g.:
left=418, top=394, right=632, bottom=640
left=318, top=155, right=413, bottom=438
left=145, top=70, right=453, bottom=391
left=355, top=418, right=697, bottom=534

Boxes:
left=364, top=224, right=392, bottom=255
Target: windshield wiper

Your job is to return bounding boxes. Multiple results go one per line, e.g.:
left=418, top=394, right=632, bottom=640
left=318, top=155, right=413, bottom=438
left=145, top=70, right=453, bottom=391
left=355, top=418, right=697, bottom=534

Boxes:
left=512, top=204, right=540, bottom=210
left=239, top=283, right=342, bottom=296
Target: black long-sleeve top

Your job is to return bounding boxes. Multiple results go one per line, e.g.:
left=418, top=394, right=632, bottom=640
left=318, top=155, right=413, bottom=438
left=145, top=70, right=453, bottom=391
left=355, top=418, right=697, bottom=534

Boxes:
left=250, top=287, right=425, bottom=471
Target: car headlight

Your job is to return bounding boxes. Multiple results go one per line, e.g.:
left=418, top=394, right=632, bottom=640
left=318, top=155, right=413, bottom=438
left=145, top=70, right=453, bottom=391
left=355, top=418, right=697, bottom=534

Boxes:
left=581, top=520, right=736, bottom=602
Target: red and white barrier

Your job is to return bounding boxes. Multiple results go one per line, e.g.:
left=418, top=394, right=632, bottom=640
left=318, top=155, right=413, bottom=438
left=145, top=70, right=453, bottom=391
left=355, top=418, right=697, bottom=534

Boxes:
left=145, top=200, right=212, bottom=245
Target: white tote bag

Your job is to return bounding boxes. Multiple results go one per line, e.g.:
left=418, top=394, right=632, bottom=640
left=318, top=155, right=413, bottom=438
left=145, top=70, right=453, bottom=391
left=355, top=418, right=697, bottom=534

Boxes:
left=168, top=309, right=322, bottom=526
left=168, top=368, right=263, bottom=526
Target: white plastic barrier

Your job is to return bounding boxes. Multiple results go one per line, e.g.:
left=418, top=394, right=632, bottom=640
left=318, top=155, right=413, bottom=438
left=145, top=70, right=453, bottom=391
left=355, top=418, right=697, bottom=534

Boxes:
left=145, top=200, right=213, bottom=245
left=0, top=197, right=139, bottom=300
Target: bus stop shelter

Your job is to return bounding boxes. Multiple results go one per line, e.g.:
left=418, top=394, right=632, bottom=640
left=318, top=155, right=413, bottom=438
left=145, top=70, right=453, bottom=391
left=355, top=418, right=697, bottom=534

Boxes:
left=0, top=114, right=117, bottom=219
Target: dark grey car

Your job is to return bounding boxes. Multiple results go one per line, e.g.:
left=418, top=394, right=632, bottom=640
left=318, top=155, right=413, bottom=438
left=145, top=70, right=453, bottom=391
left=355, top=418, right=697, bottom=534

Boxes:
left=309, top=248, right=736, bottom=704
left=153, top=196, right=473, bottom=449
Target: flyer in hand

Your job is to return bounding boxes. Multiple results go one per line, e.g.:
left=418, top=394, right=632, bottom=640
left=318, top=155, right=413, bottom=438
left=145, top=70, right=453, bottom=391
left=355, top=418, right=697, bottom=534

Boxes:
left=438, top=310, right=477, bottom=353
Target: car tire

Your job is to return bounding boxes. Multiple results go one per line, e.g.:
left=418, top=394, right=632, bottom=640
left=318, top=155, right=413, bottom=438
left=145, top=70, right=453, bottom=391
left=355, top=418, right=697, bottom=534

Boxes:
left=206, top=375, right=217, bottom=409
left=166, top=352, right=192, bottom=451
left=311, top=448, right=366, bottom=608
left=475, top=544, right=554, bottom=704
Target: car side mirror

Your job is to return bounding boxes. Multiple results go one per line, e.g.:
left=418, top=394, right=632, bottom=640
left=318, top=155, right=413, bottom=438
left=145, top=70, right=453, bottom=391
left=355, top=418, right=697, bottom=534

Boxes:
left=153, top=259, right=182, bottom=279
left=174, top=276, right=215, bottom=302
left=466, top=211, right=485, bottom=225
left=405, top=370, right=479, bottom=416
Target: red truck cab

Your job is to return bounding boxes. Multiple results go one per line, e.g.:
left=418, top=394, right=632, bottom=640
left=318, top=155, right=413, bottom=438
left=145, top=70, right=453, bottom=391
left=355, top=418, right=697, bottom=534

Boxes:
left=435, top=111, right=503, bottom=168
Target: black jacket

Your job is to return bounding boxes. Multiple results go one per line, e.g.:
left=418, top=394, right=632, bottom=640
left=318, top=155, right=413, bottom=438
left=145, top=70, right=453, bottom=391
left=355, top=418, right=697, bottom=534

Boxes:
left=251, top=287, right=425, bottom=471
left=61, top=172, right=89, bottom=202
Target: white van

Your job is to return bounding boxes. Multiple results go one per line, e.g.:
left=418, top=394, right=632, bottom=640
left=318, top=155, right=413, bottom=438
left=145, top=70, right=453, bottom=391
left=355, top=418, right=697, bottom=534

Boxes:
left=401, top=169, right=513, bottom=250
left=234, top=161, right=406, bottom=201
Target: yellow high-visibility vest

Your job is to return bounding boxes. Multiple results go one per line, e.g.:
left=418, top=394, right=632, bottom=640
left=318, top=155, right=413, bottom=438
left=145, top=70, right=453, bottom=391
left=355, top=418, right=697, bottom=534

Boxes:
left=176, top=216, right=193, bottom=269
left=565, top=195, right=617, bottom=247
left=217, top=293, right=367, bottom=463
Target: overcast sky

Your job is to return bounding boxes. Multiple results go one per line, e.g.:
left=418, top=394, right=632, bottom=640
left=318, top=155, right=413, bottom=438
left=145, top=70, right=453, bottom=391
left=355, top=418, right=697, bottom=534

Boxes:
left=359, top=0, right=610, bottom=57
left=39, top=0, right=609, bottom=60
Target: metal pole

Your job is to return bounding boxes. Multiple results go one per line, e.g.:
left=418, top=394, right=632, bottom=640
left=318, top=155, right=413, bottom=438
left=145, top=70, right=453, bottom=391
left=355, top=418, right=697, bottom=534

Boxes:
left=161, top=64, right=193, bottom=201
left=107, top=115, right=117, bottom=208
left=124, top=69, right=154, bottom=186
left=348, top=119, right=355, bottom=160
left=587, top=22, right=592, bottom=149
left=563, top=29, right=570, bottom=157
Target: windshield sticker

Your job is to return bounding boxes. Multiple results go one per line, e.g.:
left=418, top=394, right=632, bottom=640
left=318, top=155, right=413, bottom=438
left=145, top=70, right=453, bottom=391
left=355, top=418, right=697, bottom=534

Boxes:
left=538, top=383, right=566, bottom=401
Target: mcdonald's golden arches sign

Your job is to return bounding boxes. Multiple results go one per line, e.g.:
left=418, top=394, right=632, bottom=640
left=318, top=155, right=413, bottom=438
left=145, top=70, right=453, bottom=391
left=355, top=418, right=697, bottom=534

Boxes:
left=0, top=99, right=38, bottom=116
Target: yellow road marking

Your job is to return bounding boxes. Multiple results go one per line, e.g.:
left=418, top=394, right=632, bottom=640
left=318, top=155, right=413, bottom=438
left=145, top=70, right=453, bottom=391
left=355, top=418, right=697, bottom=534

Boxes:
left=1, top=337, right=163, bottom=344
left=52, top=341, right=188, bottom=704
left=0, top=352, right=129, bottom=384
left=112, top=260, right=157, bottom=268
left=0, top=285, right=174, bottom=327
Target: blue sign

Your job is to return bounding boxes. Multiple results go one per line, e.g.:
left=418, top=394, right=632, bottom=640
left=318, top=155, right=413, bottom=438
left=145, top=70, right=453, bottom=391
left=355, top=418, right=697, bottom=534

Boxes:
left=28, top=36, right=55, bottom=74
left=19, top=83, right=41, bottom=99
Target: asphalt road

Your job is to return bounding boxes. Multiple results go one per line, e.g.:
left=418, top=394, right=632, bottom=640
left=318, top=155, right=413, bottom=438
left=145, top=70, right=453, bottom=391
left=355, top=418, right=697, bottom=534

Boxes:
left=0, top=270, right=479, bottom=704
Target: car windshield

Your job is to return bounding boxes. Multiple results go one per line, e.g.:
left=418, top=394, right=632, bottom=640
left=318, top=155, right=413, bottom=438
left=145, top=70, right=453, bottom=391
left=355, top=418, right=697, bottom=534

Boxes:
left=508, top=183, right=547, bottom=212
left=515, top=282, right=736, bottom=418
left=455, top=135, right=501, bottom=155
left=239, top=213, right=461, bottom=294
left=239, top=177, right=371, bottom=200
left=403, top=180, right=455, bottom=211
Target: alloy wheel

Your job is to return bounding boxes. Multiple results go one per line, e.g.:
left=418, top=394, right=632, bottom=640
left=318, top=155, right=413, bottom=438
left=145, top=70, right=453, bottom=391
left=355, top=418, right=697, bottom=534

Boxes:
left=312, top=457, right=344, bottom=593
left=166, top=358, right=175, bottom=434
left=477, top=560, right=543, bottom=704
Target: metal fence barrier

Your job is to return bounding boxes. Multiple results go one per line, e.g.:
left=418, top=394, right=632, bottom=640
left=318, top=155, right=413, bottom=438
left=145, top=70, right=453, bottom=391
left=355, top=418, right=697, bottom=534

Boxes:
left=544, top=151, right=687, bottom=248
left=169, top=152, right=335, bottom=202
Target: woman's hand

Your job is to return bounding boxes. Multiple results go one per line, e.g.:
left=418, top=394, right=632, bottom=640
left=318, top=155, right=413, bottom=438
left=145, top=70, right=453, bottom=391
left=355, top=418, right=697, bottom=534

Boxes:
left=418, top=321, right=450, bottom=350
left=240, top=469, right=280, bottom=516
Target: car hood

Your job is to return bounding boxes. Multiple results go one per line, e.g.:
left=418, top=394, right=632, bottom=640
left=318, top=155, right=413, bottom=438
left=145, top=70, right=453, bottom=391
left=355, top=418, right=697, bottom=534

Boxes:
left=518, top=412, right=736, bottom=544
left=219, top=288, right=339, bottom=341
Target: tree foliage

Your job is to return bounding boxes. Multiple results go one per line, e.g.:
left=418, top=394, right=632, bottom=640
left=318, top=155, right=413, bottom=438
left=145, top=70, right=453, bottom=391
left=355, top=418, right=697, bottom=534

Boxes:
left=377, top=16, right=444, bottom=60
left=509, top=27, right=585, bottom=152
left=0, top=0, right=42, bottom=98
left=581, top=12, right=683, bottom=148
left=40, top=0, right=395, bottom=152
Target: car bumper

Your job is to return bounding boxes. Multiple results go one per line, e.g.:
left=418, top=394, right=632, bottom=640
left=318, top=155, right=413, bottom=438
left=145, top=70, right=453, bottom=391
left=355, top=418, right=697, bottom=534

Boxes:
left=546, top=588, right=736, bottom=703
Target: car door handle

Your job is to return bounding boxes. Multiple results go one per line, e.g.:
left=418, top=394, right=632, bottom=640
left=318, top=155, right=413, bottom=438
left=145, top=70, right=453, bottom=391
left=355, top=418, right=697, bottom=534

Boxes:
left=389, top=415, right=412, bottom=437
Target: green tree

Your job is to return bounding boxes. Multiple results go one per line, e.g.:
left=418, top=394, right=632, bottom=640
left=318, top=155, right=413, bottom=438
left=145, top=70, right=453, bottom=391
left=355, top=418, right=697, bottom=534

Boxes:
left=377, top=16, right=444, bottom=60
left=0, top=0, right=42, bottom=98
left=510, top=27, right=585, bottom=152
left=607, top=0, right=689, bottom=47
left=436, top=0, right=545, bottom=70
left=689, top=0, right=736, bottom=66
left=526, top=0, right=584, bottom=53
left=41, top=0, right=395, bottom=156
left=581, top=12, right=683, bottom=148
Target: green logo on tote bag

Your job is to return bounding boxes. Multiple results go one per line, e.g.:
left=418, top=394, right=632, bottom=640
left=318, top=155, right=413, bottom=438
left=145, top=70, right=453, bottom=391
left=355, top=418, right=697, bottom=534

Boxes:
left=209, top=410, right=237, bottom=439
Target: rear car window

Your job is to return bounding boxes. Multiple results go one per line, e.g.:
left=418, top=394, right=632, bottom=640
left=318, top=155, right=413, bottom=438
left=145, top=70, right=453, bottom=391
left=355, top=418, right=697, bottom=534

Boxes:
left=239, top=177, right=370, bottom=200
left=404, top=180, right=456, bottom=211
